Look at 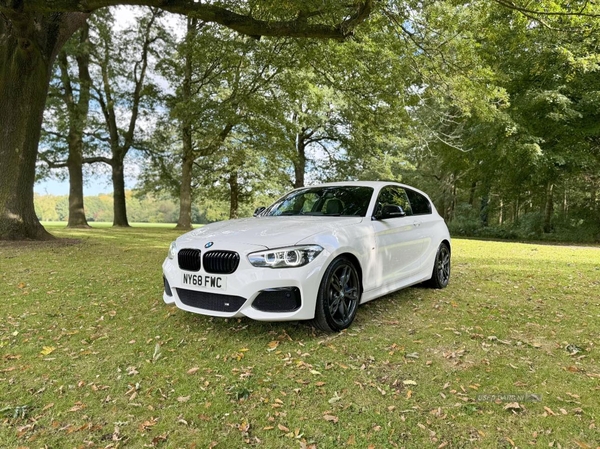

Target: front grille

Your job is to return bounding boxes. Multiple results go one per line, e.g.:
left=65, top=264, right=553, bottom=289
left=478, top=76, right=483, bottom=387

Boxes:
left=178, top=248, right=201, bottom=271
left=252, top=287, right=301, bottom=312
left=176, top=288, right=246, bottom=313
left=203, top=250, right=240, bottom=274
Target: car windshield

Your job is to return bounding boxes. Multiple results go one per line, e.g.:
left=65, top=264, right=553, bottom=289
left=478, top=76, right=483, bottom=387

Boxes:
left=264, top=186, right=374, bottom=217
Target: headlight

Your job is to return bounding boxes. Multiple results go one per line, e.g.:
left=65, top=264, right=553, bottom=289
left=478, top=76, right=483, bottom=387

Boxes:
left=248, top=245, right=323, bottom=268
left=168, top=241, right=177, bottom=259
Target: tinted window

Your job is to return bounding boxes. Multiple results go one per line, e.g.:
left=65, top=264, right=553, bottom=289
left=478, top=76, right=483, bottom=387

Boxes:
left=405, top=188, right=432, bottom=215
left=375, top=186, right=412, bottom=217
left=265, top=186, right=373, bottom=217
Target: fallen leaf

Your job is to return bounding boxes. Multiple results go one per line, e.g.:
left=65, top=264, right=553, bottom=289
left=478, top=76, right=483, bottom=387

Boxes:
left=504, top=402, right=520, bottom=411
left=278, top=424, right=290, bottom=432
left=139, top=418, right=158, bottom=431
left=238, top=420, right=250, bottom=432
left=267, top=341, right=279, bottom=351
left=328, top=392, right=342, bottom=404
left=187, top=367, right=200, bottom=375
left=40, top=346, right=56, bottom=356
left=68, top=402, right=86, bottom=412
left=323, top=414, right=339, bottom=423
left=403, top=380, right=417, bottom=386
left=177, top=396, right=190, bottom=403
left=152, top=434, right=168, bottom=445
left=544, top=406, right=556, bottom=416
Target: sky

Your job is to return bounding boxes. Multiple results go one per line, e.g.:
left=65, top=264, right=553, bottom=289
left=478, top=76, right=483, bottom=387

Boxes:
left=35, top=7, right=185, bottom=197
left=35, top=178, right=107, bottom=196
left=35, top=175, right=131, bottom=197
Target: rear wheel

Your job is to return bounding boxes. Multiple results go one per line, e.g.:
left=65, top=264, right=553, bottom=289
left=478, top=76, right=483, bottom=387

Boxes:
left=312, top=257, right=360, bottom=332
left=429, top=243, right=450, bottom=289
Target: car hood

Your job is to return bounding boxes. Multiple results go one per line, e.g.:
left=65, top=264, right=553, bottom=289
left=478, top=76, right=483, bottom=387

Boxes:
left=177, top=216, right=364, bottom=249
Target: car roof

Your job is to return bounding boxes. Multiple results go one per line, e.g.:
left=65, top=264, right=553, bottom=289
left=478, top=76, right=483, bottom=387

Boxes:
left=302, top=180, right=418, bottom=191
left=296, top=181, right=433, bottom=202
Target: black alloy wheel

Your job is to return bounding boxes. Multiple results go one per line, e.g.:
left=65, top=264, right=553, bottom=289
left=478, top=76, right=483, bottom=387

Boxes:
left=312, top=257, right=361, bottom=332
left=429, top=243, right=451, bottom=289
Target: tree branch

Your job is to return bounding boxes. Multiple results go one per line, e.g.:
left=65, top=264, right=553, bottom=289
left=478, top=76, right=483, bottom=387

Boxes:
left=493, top=0, right=600, bottom=18
left=3, top=1, right=374, bottom=39
left=82, top=156, right=113, bottom=165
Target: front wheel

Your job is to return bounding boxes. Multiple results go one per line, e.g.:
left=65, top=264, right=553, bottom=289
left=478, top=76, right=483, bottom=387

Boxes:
left=311, top=257, right=361, bottom=332
left=429, top=243, right=451, bottom=289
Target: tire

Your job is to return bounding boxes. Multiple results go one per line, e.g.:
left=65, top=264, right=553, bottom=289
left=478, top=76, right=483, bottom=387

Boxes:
left=429, top=243, right=451, bottom=289
left=311, top=257, right=361, bottom=332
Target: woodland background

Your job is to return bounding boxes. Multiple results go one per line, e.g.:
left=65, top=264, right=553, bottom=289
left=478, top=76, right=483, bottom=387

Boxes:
left=34, top=2, right=600, bottom=242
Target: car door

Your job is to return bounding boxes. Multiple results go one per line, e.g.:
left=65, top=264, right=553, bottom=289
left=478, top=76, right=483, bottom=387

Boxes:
left=371, top=186, right=425, bottom=285
left=405, top=187, right=438, bottom=262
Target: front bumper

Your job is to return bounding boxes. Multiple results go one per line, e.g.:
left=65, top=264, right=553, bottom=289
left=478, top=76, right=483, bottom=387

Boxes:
left=162, top=251, right=327, bottom=322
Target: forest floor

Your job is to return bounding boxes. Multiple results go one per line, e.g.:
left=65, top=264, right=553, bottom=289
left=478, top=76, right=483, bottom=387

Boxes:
left=1, top=225, right=599, bottom=448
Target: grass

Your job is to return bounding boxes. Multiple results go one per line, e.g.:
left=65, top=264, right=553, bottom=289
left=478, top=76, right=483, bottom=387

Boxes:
left=1, top=224, right=599, bottom=448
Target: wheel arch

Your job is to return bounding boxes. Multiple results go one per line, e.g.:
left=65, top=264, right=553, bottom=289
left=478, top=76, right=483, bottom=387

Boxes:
left=441, top=239, right=451, bottom=254
left=335, top=252, right=364, bottom=295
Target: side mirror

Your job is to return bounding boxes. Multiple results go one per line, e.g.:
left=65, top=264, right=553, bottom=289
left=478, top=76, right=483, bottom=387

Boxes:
left=253, top=207, right=266, bottom=217
left=379, top=205, right=406, bottom=220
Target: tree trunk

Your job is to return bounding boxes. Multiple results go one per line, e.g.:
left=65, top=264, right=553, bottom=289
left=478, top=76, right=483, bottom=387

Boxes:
left=468, top=181, right=477, bottom=207
left=480, top=194, right=489, bottom=227
left=543, top=182, right=554, bottom=233
left=65, top=23, right=91, bottom=228
left=176, top=151, right=194, bottom=230
left=175, top=17, right=196, bottom=231
left=66, top=142, right=90, bottom=228
left=112, top=158, right=130, bottom=227
left=228, top=171, right=239, bottom=219
left=0, top=11, right=86, bottom=240
left=294, top=134, right=307, bottom=188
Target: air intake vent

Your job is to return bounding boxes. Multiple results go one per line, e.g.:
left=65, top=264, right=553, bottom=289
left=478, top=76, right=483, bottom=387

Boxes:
left=178, top=248, right=201, bottom=271
left=176, top=288, right=246, bottom=312
left=203, top=251, right=240, bottom=274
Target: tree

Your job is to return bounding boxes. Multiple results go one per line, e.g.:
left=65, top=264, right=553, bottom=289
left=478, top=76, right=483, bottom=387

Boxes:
left=0, top=0, right=373, bottom=240
left=39, top=22, right=92, bottom=228
left=86, top=7, right=167, bottom=227
left=0, top=11, right=88, bottom=240
left=148, top=18, right=296, bottom=228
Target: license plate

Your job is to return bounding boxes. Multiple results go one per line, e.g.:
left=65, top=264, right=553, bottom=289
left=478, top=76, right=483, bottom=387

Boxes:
left=182, top=273, right=227, bottom=291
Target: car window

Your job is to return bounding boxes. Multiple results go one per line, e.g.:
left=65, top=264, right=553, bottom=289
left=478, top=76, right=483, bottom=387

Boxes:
left=265, top=186, right=373, bottom=217
left=375, top=186, right=412, bottom=217
left=405, top=188, right=432, bottom=215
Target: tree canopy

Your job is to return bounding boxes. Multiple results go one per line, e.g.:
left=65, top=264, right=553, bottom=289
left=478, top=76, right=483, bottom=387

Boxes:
left=3, top=0, right=600, bottom=242
left=0, top=0, right=374, bottom=240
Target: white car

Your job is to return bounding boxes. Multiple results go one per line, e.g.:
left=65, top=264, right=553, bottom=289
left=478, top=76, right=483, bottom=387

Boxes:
left=162, top=181, right=451, bottom=331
